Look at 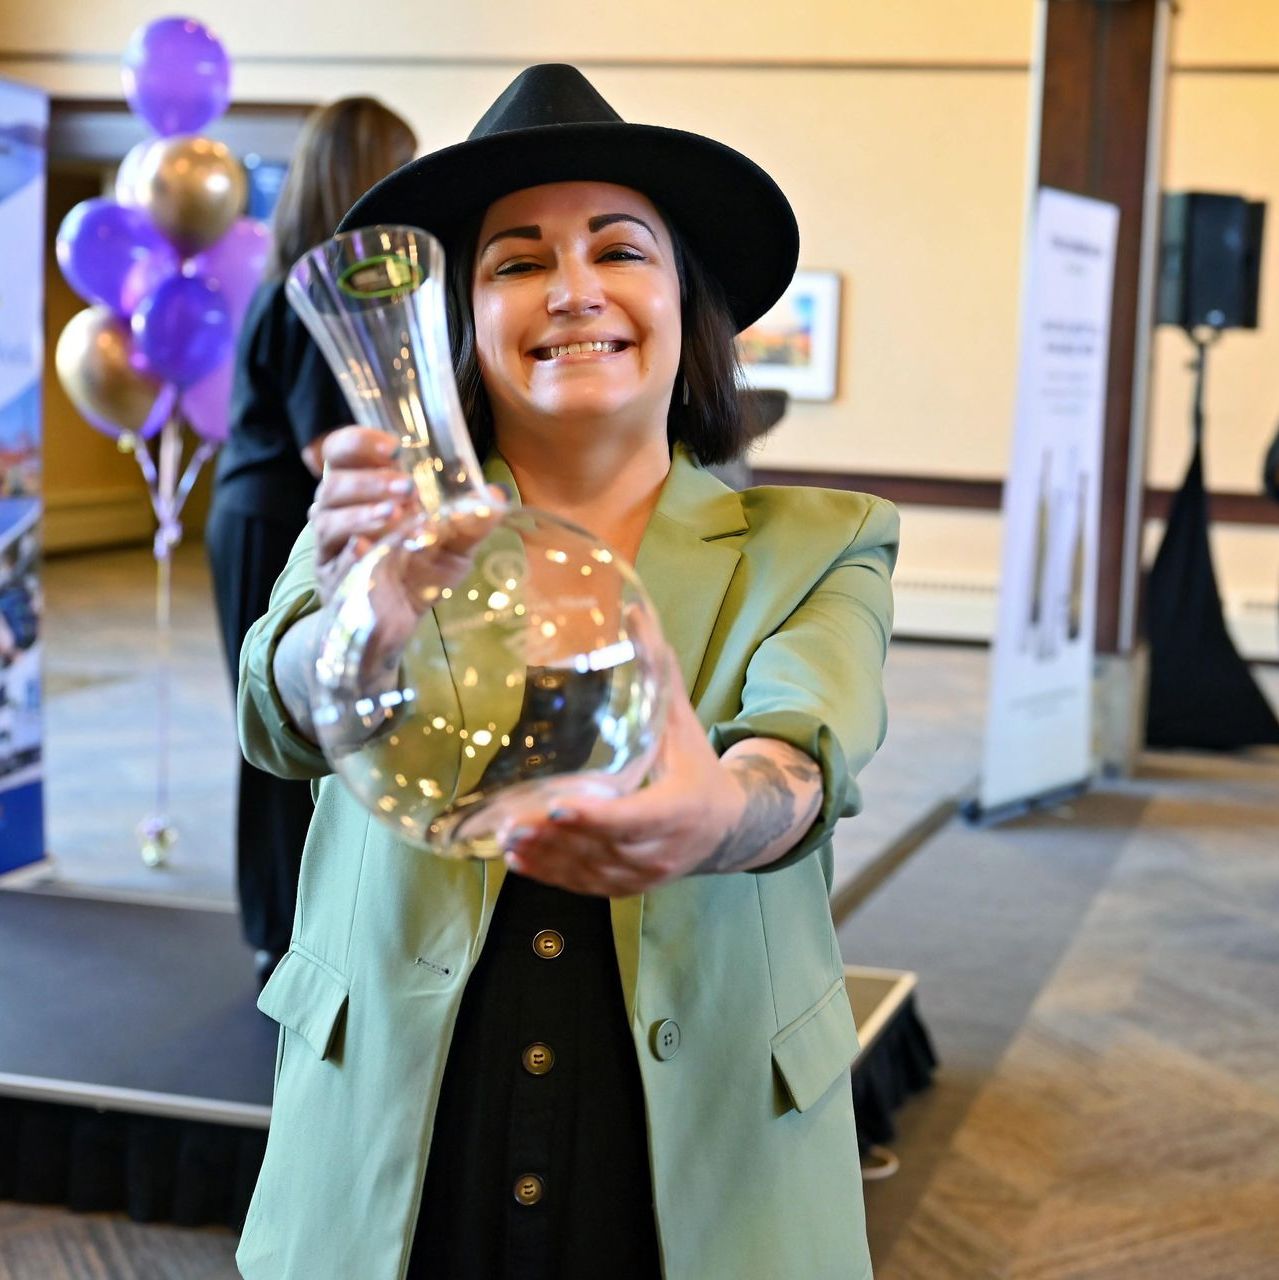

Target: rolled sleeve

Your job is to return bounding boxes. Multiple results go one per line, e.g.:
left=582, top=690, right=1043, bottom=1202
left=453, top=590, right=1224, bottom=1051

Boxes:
left=709, top=497, right=898, bottom=872
left=237, top=525, right=331, bottom=780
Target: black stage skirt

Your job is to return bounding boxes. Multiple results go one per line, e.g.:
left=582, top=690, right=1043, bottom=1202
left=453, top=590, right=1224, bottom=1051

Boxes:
left=406, top=873, right=662, bottom=1280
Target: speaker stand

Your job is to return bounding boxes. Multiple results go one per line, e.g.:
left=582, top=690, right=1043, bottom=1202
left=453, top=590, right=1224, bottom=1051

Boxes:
left=1144, top=328, right=1279, bottom=749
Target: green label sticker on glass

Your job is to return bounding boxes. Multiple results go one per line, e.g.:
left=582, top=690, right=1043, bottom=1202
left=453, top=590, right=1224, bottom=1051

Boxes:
left=338, top=253, right=423, bottom=299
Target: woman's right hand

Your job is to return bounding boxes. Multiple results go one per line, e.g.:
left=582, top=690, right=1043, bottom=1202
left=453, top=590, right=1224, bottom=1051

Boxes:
left=309, top=426, right=418, bottom=605
left=308, top=426, right=507, bottom=669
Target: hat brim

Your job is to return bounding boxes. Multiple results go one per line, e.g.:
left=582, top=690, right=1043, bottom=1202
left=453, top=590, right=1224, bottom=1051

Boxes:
left=337, top=122, right=798, bottom=332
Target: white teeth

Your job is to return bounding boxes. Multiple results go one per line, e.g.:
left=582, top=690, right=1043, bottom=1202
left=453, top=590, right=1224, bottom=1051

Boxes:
left=539, top=341, right=624, bottom=359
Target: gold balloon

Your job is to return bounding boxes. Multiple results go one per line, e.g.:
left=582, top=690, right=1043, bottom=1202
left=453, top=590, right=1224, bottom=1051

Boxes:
left=135, top=135, right=247, bottom=253
left=55, top=306, right=165, bottom=432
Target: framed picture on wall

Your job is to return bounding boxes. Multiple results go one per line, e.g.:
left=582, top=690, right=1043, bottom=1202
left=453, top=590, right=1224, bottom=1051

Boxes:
left=736, top=269, right=842, bottom=402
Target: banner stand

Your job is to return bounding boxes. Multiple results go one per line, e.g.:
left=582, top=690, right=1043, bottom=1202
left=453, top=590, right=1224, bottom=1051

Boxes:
left=973, top=188, right=1119, bottom=824
left=961, top=778, right=1088, bottom=830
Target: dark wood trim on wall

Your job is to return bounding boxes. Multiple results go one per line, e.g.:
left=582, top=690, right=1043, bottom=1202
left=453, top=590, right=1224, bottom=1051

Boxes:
left=1037, top=0, right=1162, bottom=654
left=749, top=467, right=1279, bottom=527
left=49, top=98, right=314, bottom=165
left=752, top=469, right=1004, bottom=510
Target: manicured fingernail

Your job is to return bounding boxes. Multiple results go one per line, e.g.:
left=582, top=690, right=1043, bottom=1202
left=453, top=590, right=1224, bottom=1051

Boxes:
left=389, top=476, right=413, bottom=494
left=508, top=825, right=535, bottom=843
left=374, top=500, right=394, bottom=517
left=548, top=808, right=576, bottom=822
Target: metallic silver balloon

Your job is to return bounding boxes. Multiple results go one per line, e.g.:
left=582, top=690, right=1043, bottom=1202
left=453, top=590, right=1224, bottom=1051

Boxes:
left=55, top=305, right=165, bottom=432
left=135, top=135, right=247, bottom=253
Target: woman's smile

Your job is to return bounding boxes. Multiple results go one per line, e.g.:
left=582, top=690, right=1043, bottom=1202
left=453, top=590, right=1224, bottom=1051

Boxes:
left=529, top=338, right=634, bottom=363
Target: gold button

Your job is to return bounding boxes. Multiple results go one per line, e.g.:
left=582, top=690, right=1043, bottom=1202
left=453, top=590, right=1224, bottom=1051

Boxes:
left=522, top=1042, right=555, bottom=1075
left=532, top=929, right=564, bottom=959
left=513, top=1174, right=544, bottom=1206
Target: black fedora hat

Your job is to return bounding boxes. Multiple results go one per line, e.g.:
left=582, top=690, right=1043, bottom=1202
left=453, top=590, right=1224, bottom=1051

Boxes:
left=337, top=64, right=799, bottom=332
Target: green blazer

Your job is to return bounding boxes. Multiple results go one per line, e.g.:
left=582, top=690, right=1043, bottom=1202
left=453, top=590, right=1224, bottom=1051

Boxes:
left=235, top=448, right=897, bottom=1280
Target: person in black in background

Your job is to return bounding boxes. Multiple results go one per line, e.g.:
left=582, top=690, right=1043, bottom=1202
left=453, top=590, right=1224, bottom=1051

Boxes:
left=205, top=97, right=417, bottom=984
left=1265, top=423, right=1279, bottom=503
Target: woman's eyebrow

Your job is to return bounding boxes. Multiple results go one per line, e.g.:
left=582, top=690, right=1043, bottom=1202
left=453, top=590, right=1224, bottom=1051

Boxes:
left=588, top=213, right=657, bottom=238
left=480, top=224, right=541, bottom=254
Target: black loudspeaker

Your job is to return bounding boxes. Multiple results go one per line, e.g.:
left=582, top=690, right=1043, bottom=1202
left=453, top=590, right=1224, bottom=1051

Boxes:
left=1156, top=192, right=1265, bottom=330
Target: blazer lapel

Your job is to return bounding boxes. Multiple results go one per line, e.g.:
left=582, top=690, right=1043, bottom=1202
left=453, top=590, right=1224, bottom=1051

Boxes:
left=617, top=449, right=747, bottom=1019
left=634, top=447, right=747, bottom=699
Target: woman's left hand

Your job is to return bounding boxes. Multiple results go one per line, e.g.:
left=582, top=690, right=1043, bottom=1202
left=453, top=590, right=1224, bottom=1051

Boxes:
left=499, top=648, right=822, bottom=896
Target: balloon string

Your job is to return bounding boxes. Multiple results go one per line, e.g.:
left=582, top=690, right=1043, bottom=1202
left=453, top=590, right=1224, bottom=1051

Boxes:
left=175, top=439, right=216, bottom=511
left=152, top=413, right=182, bottom=825
left=123, top=401, right=216, bottom=851
left=154, top=529, right=172, bottom=820
left=128, top=436, right=162, bottom=520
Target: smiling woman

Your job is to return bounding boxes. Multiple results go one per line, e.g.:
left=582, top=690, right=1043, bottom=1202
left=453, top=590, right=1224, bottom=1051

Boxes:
left=234, top=64, right=897, bottom=1280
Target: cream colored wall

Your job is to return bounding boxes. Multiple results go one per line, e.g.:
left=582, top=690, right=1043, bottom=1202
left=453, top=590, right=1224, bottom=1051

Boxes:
left=3, top=0, right=1035, bottom=578
left=6, top=1, right=1276, bottom=640
left=0, top=3, right=1034, bottom=66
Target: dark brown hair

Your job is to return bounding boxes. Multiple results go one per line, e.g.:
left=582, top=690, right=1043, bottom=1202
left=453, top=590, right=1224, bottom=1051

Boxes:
left=266, top=97, right=417, bottom=279
left=445, top=210, right=750, bottom=466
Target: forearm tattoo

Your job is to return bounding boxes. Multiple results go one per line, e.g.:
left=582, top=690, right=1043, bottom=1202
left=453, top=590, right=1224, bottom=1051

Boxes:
left=697, top=751, right=822, bottom=873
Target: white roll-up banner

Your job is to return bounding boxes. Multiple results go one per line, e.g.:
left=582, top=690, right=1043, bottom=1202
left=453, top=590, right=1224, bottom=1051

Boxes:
left=978, top=187, right=1119, bottom=816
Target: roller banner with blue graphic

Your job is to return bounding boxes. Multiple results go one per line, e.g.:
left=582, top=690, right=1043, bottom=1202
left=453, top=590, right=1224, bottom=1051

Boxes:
left=0, top=80, right=48, bottom=873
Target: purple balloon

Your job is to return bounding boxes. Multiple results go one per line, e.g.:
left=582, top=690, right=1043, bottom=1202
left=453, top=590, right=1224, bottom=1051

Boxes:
left=187, top=218, right=270, bottom=321
left=56, top=199, right=179, bottom=316
left=132, top=274, right=232, bottom=388
left=121, top=17, right=231, bottom=137
left=182, top=357, right=233, bottom=443
left=181, top=219, right=270, bottom=442
left=119, top=249, right=181, bottom=319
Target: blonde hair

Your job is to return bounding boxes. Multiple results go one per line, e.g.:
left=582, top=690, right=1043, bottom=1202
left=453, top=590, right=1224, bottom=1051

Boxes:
left=267, top=97, right=417, bottom=278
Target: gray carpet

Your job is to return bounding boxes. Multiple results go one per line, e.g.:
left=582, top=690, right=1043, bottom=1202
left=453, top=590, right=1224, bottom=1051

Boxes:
left=844, top=747, right=1279, bottom=1279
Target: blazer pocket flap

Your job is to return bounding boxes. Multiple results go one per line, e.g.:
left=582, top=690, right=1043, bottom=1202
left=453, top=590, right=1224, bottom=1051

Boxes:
left=770, top=976, right=860, bottom=1113
left=256, top=947, right=349, bottom=1061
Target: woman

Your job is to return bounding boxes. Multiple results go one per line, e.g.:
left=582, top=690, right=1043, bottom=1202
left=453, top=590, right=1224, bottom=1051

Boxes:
left=205, top=97, right=416, bottom=984
left=235, top=66, right=896, bottom=1280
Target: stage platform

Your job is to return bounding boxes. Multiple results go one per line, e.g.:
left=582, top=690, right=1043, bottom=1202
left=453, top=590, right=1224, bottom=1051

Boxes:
left=0, top=889, right=932, bottom=1228
left=0, top=891, right=271, bottom=1227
